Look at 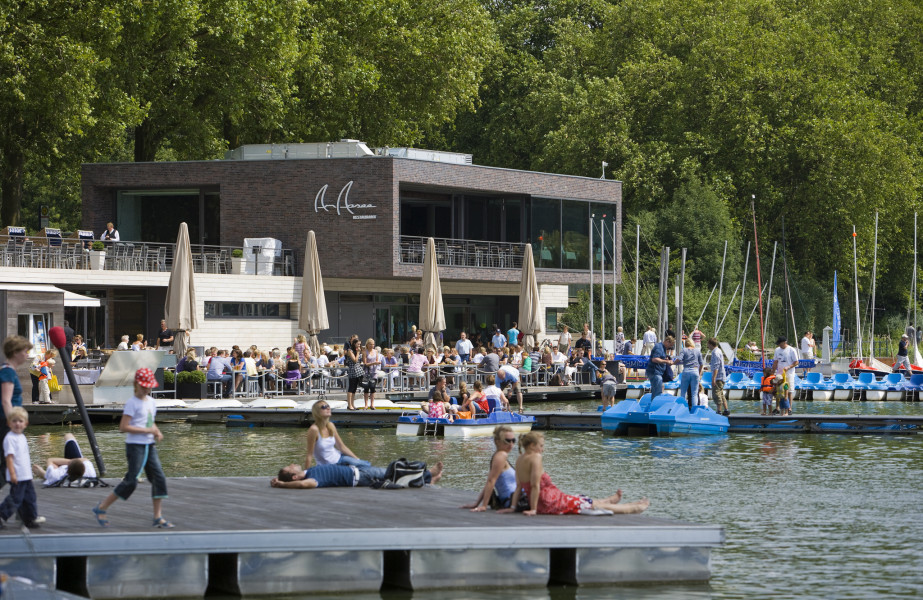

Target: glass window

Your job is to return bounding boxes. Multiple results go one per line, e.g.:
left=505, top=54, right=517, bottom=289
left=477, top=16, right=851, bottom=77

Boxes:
left=562, top=200, right=589, bottom=269
left=204, top=303, right=292, bottom=319
left=531, top=198, right=561, bottom=269
left=591, top=203, right=618, bottom=272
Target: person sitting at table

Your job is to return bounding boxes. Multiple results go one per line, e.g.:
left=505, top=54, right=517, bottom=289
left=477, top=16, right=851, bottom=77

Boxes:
left=423, top=348, right=438, bottom=383
left=242, top=350, right=260, bottom=391
left=74, top=346, right=89, bottom=365
left=206, top=349, right=234, bottom=398
left=471, top=346, right=486, bottom=365
left=284, top=347, right=303, bottom=388
left=228, top=348, right=244, bottom=392
left=439, top=346, right=458, bottom=386
left=130, top=334, right=145, bottom=351
left=381, top=348, right=400, bottom=388
left=176, top=349, right=199, bottom=372
left=71, top=335, right=86, bottom=361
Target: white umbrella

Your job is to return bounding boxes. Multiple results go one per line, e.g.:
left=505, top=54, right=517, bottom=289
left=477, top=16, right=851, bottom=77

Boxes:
left=420, top=238, right=445, bottom=352
left=299, top=230, right=329, bottom=357
left=518, top=244, right=544, bottom=349
left=165, top=222, right=198, bottom=357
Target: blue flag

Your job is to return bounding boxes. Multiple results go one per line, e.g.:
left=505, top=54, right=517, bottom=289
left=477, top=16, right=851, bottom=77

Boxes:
left=832, top=271, right=841, bottom=351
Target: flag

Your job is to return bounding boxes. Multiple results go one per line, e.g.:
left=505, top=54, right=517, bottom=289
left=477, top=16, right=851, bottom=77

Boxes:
left=832, top=271, right=841, bottom=351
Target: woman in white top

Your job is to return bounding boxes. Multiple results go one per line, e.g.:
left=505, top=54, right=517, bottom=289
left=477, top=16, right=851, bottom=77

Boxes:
left=557, top=325, right=572, bottom=353
left=305, top=401, right=368, bottom=468
left=361, top=338, right=380, bottom=410
left=800, top=331, right=815, bottom=360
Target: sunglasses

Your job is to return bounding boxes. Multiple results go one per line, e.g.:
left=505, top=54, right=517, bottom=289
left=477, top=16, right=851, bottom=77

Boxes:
left=318, top=404, right=330, bottom=409
left=503, top=438, right=516, bottom=443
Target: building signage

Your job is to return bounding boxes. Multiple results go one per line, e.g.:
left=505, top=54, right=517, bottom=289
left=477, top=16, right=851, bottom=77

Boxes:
left=313, top=181, right=376, bottom=219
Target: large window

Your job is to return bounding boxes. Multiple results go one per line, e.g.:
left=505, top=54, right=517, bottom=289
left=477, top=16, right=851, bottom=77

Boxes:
left=561, top=200, right=590, bottom=269
left=117, top=189, right=220, bottom=244
left=400, top=191, right=452, bottom=238
left=531, top=198, right=561, bottom=269
left=204, top=302, right=294, bottom=319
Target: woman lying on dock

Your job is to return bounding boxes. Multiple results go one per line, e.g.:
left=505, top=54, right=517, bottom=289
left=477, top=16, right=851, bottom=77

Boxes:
left=461, top=425, right=519, bottom=512
left=499, top=432, right=649, bottom=516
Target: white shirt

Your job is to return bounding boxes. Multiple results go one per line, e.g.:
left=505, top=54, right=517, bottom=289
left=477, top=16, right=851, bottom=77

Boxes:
left=643, top=330, right=657, bottom=345
left=117, top=341, right=129, bottom=350
left=472, top=352, right=484, bottom=364
left=244, top=356, right=259, bottom=376
left=800, top=336, right=814, bottom=356
left=558, top=331, right=572, bottom=349
left=498, top=364, right=520, bottom=382
left=43, top=459, right=97, bottom=486
left=483, top=384, right=504, bottom=399
left=552, top=351, right=567, bottom=364
left=774, top=345, right=799, bottom=373
left=316, top=355, right=330, bottom=367
left=455, top=339, right=473, bottom=356
left=123, top=394, right=156, bottom=444
left=3, top=432, right=32, bottom=482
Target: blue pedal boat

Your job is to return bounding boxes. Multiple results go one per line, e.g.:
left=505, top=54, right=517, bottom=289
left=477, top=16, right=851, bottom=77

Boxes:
left=831, top=372, right=858, bottom=400
left=601, top=393, right=730, bottom=436
left=724, top=372, right=747, bottom=401
left=881, top=372, right=908, bottom=401
left=801, top=372, right=834, bottom=401
left=856, top=371, right=888, bottom=401
left=396, top=398, right=535, bottom=438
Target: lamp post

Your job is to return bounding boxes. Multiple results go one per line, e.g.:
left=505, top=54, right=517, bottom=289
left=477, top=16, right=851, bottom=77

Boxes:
left=252, top=245, right=262, bottom=275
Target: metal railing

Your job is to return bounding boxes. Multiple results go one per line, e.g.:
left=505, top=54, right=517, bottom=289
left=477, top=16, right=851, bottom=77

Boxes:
left=0, top=237, right=295, bottom=275
left=399, top=235, right=526, bottom=269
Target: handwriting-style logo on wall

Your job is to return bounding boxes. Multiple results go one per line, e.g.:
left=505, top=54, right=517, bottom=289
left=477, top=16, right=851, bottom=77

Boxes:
left=314, top=181, right=376, bottom=220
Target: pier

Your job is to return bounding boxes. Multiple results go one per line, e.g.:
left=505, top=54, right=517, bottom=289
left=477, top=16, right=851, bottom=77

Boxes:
left=0, top=478, right=722, bottom=598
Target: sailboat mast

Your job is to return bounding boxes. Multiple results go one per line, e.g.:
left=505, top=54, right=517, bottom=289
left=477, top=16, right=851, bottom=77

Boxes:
left=868, top=212, right=878, bottom=363
left=853, top=225, right=862, bottom=359
left=715, top=240, right=727, bottom=337
left=751, top=197, right=767, bottom=366
left=763, top=242, right=778, bottom=345
left=736, top=241, right=751, bottom=354
left=634, top=224, right=640, bottom=340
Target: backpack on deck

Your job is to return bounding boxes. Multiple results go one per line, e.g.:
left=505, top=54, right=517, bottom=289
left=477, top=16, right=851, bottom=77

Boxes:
left=371, top=458, right=427, bottom=489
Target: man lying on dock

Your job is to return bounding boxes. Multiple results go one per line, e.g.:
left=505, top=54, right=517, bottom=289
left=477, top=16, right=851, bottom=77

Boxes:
left=271, top=461, right=443, bottom=489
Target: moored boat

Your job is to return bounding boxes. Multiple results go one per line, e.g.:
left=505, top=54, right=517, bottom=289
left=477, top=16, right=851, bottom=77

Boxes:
left=601, top=393, right=729, bottom=436
left=396, top=410, right=535, bottom=438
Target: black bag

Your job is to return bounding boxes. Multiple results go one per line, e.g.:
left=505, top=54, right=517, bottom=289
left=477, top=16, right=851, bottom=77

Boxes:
left=488, top=489, right=530, bottom=512
left=371, top=458, right=427, bottom=489
left=663, top=364, right=674, bottom=382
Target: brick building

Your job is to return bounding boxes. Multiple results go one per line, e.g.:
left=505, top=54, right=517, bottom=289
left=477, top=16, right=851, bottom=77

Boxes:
left=74, top=141, right=622, bottom=348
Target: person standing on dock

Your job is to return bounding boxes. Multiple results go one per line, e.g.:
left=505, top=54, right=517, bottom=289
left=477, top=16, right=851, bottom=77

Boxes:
left=642, top=327, right=657, bottom=355
left=894, top=334, right=912, bottom=376
left=800, top=331, right=815, bottom=360
left=92, top=368, right=173, bottom=529
left=772, top=337, right=799, bottom=413
left=557, top=325, right=572, bottom=354
left=674, top=339, right=704, bottom=411
left=646, top=336, right=675, bottom=398
left=1, top=336, right=32, bottom=490
left=707, top=338, right=728, bottom=415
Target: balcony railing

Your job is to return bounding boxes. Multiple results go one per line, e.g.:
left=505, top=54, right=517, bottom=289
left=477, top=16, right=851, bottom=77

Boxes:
left=0, top=238, right=295, bottom=276
left=399, top=236, right=527, bottom=269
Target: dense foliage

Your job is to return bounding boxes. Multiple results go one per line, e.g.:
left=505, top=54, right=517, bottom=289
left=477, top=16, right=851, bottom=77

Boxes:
left=2, top=0, right=921, bottom=342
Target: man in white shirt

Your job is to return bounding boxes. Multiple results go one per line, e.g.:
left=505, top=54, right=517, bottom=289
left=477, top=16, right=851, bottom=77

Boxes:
left=455, top=332, right=473, bottom=363
left=642, top=327, right=657, bottom=355
left=31, top=433, right=97, bottom=486
left=772, top=336, right=799, bottom=410
left=100, top=222, right=119, bottom=242
left=799, top=331, right=815, bottom=360
left=557, top=325, right=572, bottom=353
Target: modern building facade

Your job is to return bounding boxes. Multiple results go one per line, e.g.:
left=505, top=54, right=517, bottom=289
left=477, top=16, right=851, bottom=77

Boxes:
left=4, top=141, right=621, bottom=352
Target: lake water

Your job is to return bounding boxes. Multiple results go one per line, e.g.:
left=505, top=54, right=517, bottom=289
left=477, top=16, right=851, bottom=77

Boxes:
left=25, top=399, right=923, bottom=599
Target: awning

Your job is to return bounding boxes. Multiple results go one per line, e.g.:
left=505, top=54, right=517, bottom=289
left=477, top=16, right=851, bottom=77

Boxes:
left=0, top=283, right=101, bottom=308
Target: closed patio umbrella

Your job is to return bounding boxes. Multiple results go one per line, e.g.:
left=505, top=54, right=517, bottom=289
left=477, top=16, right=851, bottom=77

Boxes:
left=165, top=222, right=198, bottom=357
left=299, top=230, right=329, bottom=357
left=420, top=237, right=445, bottom=352
left=518, top=244, right=544, bottom=349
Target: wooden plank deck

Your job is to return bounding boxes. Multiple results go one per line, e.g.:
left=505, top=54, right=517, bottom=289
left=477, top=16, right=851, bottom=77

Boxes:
left=0, top=477, right=722, bottom=597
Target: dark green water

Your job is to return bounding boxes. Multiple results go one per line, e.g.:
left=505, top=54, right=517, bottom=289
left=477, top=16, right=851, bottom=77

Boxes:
left=26, top=399, right=923, bottom=599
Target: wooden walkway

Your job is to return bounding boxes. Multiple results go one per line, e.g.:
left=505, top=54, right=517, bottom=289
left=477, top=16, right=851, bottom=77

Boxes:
left=0, top=477, right=722, bottom=598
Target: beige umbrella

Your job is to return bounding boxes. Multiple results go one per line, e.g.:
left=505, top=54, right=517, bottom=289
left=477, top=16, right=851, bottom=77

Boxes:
left=165, top=222, right=198, bottom=357
left=299, top=230, right=329, bottom=357
left=420, top=237, right=445, bottom=352
left=518, top=243, right=544, bottom=349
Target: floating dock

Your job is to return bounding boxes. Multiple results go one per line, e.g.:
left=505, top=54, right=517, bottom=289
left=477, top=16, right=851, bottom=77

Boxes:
left=0, top=478, right=722, bottom=598
left=25, top=403, right=923, bottom=434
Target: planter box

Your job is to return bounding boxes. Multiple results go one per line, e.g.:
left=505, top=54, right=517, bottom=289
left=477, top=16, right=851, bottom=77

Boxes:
left=231, top=256, right=244, bottom=274
left=176, top=382, right=207, bottom=399
left=89, top=250, right=106, bottom=270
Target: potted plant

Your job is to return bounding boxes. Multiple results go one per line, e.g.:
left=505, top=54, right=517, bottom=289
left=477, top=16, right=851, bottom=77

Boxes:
left=231, top=248, right=244, bottom=274
left=89, top=240, right=106, bottom=269
left=163, top=369, right=175, bottom=390
left=175, top=369, right=207, bottom=399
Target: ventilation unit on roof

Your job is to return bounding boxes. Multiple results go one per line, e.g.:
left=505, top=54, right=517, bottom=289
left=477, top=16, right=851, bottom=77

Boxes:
left=381, top=147, right=473, bottom=165
left=224, top=141, right=374, bottom=160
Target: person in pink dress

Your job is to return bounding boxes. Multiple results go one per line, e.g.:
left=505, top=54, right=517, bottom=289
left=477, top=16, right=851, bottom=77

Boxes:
left=500, top=432, right=649, bottom=516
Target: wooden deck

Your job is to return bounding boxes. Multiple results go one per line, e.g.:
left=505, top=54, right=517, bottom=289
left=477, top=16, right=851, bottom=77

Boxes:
left=0, top=477, right=723, bottom=598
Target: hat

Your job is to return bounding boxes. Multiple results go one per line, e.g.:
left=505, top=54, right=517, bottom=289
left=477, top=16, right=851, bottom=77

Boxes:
left=902, top=334, right=909, bottom=339
left=135, top=367, right=158, bottom=388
